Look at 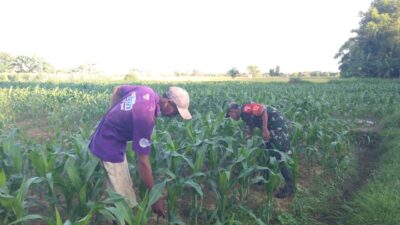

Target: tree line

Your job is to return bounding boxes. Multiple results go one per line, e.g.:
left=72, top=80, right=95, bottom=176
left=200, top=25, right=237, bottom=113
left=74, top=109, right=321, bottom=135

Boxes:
left=227, top=66, right=339, bottom=78
left=336, top=0, right=400, bottom=78
left=0, top=52, right=98, bottom=74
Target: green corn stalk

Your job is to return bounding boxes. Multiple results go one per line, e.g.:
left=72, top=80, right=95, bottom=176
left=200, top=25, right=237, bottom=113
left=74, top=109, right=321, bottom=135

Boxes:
left=28, top=148, right=56, bottom=177
left=44, top=206, right=96, bottom=225
left=262, top=156, right=280, bottom=224
left=235, top=138, right=263, bottom=201
left=212, top=169, right=233, bottom=219
left=1, top=128, right=23, bottom=175
left=265, top=157, right=280, bottom=199
left=193, top=145, right=206, bottom=174
left=60, top=150, right=102, bottom=219
left=144, top=179, right=169, bottom=224
left=102, top=179, right=168, bottom=225
left=0, top=176, right=42, bottom=225
left=7, top=214, right=44, bottom=225
left=184, top=173, right=204, bottom=225
left=27, top=146, right=60, bottom=212
left=291, top=122, right=304, bottom=147
left=290, top=152, right=299, bottom=193
left=104, top=191, right=136, bottom=225
left=156, top=168, right=180, bottom=221
left=209, top=144, right=219, bottom=171
left=189, top=144, right=206, bottom=224
left=239, top=205, right=266, bottom=225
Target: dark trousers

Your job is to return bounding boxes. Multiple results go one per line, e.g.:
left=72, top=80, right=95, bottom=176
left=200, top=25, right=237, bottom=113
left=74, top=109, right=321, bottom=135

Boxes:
left=265, top=142, right=294, bottom=189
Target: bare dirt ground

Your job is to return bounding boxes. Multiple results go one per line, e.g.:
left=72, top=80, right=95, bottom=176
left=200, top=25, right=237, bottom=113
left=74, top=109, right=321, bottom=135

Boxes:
left=316, top=120, right=381, bottom=225
left=14, top=117, right=53, bottom=143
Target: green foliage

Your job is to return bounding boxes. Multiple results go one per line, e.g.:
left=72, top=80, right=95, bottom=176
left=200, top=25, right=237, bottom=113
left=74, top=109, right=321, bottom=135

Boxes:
left=227, top=67, right=240, bottom=78
left=12, top=55, right=44, bottom=73
left=336, top=0, right=400, bottom=78
left=269, top=65, right=281, bottom=76
left=124, top=72, right=140, bottom=81
left=0, top=52, right=14, bottom=73
left=0, top=79, right=399, bottom=224
left=247, top=65, right=261, bottom=78
left=343, top=112, right=400, bottom=225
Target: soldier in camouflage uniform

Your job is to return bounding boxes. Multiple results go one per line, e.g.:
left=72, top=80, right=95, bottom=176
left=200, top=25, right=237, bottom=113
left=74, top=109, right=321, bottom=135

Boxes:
left=226, top=103, right=294, bottom=198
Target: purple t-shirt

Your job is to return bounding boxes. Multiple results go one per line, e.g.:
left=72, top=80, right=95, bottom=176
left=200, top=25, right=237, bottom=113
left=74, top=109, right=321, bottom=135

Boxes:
left=89, top=85, right=160, bottom=163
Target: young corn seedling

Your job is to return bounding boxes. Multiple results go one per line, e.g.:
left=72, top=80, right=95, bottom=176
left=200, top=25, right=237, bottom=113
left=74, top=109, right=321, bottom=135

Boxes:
left=0, top=173, right=43, bottom=225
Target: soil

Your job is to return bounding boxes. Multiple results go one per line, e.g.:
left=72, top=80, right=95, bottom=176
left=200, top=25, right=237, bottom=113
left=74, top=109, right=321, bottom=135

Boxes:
left=342, top=127, right=381, bottom=200
left=15, top=118, right=380, bottom=225
left=315, top=121, right=382, bottom=225
left=14, top=117, right=53, bottom=143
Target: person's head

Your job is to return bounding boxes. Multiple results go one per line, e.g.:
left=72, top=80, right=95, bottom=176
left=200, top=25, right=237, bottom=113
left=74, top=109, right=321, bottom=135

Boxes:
left=160, top=86, right=192, bottom=120
left=226, top=103, right=241, bottom=120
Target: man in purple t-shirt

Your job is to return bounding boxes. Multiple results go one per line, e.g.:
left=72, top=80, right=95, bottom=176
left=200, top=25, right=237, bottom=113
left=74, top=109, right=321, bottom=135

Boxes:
left=89, top=85, right=192, bottom=218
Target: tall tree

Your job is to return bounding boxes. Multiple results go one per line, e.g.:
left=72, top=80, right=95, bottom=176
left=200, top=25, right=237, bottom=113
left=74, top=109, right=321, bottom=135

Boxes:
left=12, top=55, right=41, bottom=73
left=335, top=0, right=400, bottom=78
left=268, top=65, right=281, bottom=76
left=275, top=65, right=280, bottom=75
left=0, top=52, right=14, bottom=73
left=247, top=65, right=261, bottom=78
left=227, top=67, right=240, bottom=78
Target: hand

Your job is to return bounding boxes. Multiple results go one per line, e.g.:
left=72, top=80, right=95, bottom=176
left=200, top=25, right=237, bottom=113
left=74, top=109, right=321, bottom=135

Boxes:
left=262, top=129, right=271, bottom=142
left=152, top=198, right=167, bottom=218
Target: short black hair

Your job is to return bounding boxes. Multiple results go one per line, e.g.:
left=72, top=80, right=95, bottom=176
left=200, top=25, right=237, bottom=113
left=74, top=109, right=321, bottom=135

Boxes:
left=228, top=103, right=240, bottom=110
left=226, top=103, right=240, bottom=117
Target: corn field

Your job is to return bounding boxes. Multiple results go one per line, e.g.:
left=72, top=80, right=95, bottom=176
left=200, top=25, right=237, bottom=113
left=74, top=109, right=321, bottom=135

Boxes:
left=0, top=79, right=399, bottom=225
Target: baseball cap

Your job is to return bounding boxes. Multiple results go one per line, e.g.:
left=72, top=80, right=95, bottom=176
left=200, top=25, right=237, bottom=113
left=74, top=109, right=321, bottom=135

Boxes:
left=166, top=86, right=192, bottom=120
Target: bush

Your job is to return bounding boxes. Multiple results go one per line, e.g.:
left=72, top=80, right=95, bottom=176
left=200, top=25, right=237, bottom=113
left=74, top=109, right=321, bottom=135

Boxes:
left=124, top=72, right=140, bottom=81
left=0, top=74, right=9, bottom=81
left=288, top=77, right=310, bottom=84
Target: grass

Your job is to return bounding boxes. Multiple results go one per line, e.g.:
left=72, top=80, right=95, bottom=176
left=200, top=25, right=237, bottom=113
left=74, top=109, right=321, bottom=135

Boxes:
left=342, top=110, right=400, bottom=225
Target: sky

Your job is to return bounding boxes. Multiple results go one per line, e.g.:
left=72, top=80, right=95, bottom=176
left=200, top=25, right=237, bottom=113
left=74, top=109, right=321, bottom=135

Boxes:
left=0, top=0, right=372, bottom=75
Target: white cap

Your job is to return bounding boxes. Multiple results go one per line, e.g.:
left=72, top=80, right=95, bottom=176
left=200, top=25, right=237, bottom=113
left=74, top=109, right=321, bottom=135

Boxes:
left=166, top=86, right=192, bottom=120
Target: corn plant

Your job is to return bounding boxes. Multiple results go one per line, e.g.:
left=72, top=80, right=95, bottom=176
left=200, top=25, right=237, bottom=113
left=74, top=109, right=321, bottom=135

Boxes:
left=0, top=173, right=43, bottom=225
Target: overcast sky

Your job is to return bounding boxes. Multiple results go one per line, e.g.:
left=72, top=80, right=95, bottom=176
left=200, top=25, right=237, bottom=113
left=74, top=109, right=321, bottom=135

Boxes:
left=0, top=0, right=372, bottom=74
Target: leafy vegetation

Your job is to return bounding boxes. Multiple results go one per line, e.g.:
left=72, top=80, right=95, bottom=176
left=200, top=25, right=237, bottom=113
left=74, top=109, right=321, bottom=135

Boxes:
left=343, top=111, right=400, bottom=225
left=336, top=0, right=400, bottom=78
left=0, top=78, right=399, bottom=224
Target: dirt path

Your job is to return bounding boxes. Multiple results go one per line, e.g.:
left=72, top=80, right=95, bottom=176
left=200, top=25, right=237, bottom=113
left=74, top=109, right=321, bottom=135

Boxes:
left=317, top=121, right=382, bottom=225
left=342, top=127, right=381, bottom=201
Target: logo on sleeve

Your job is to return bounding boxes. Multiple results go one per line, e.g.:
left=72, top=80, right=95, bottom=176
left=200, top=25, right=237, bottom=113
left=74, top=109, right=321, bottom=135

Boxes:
left=139, top=138, right=151, bottom=148
left=121, top=92, right=136, bottom=111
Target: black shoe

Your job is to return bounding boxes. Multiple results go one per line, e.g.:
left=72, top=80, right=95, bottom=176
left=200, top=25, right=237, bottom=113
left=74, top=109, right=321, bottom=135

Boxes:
left=274, top=185, right=294, bottom=199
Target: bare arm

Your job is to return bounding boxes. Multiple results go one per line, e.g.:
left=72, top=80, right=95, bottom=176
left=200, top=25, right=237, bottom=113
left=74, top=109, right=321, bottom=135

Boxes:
left=137, top=154, right=166, bottom=217
left=137, top=154, right=154, bottom=189
left=262, top=110, right=271, bottom=141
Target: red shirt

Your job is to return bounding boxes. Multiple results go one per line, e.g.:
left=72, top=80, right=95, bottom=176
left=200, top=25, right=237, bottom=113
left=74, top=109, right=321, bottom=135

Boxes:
left=241, top=103, right=265, bottom=116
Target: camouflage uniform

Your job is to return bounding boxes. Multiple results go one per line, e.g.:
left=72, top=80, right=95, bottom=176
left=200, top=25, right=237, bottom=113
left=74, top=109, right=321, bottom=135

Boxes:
left=240, top=103, right=294, bottom=198
left=264, top=106, right=291, bottom=159
left=241, top=104, right=291, bottom=158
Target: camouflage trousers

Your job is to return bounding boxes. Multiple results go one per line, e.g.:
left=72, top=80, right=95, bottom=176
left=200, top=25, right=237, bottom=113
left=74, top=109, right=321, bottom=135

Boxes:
left=265, top=110, right=291, bottom=160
